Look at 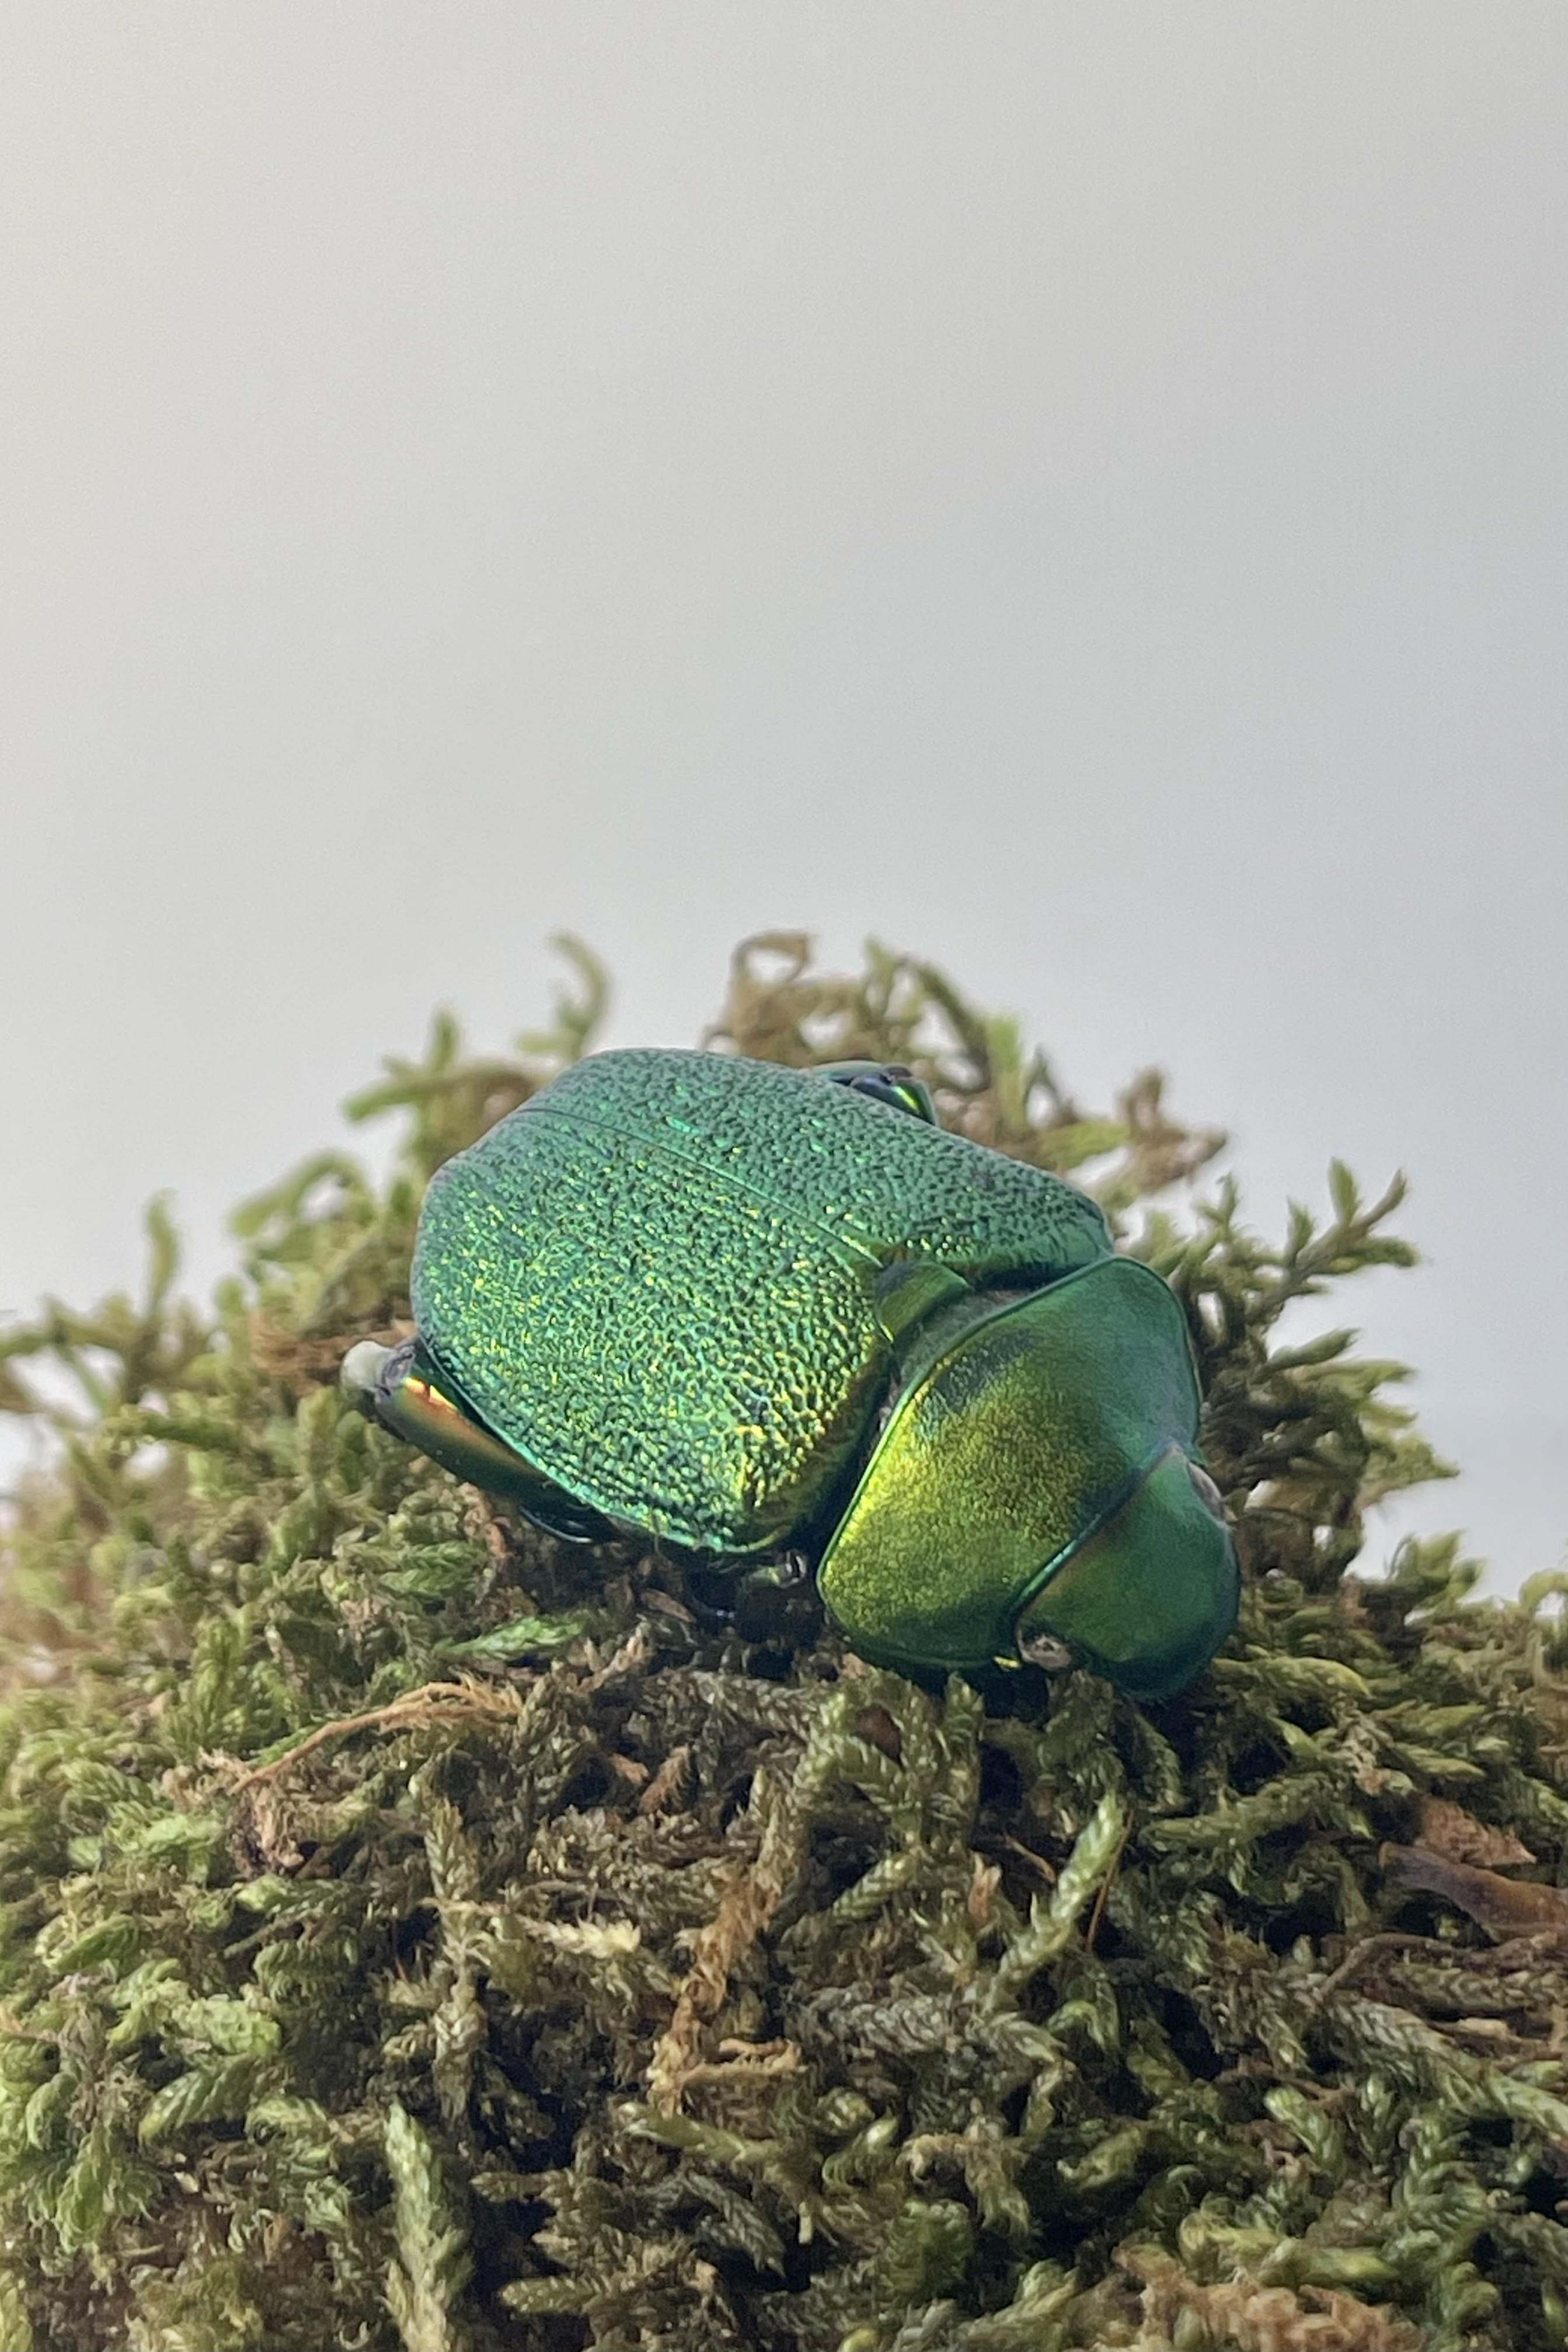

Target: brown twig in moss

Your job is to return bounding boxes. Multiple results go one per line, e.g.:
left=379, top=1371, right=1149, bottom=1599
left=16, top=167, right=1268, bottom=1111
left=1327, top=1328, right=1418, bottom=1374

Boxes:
left=227, top=1676, right=531, bottom=1793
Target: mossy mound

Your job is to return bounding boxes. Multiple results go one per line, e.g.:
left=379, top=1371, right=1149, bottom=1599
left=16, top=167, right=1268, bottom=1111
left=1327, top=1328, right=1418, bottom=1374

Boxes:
left=2, top=936, right=1566, bottom=2352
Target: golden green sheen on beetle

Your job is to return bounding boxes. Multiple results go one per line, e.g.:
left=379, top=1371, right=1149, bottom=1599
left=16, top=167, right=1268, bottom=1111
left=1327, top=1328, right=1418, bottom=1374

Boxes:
left=817, top=1259, right=1215, bottom=1681
left=403, top=1047, right=1239, bottom=1692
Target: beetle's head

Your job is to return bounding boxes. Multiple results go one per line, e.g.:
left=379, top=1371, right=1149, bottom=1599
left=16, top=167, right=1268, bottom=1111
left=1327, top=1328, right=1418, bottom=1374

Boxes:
left=816, top=1257, right=1239, bottom=1700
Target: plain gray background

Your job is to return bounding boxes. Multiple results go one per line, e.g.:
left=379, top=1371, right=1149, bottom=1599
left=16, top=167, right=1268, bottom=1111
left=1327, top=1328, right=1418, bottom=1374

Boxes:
left=2, top=8, right=1563, bottom=1590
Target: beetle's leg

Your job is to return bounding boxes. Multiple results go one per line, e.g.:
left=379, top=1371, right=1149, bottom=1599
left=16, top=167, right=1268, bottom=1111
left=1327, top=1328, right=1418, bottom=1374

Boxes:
left=870, top=1259, right=973, bottom=1347
left=747, top=1548, right=812, bottom=1590
left=341, top=1336, right=608, bottom=1542
left=815, top=1060, right=938, bottom=1124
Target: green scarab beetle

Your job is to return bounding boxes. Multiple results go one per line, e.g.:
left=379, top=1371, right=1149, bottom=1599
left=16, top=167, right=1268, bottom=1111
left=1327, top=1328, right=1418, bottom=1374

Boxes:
left=342, top=1048, right=1238, bottom=1698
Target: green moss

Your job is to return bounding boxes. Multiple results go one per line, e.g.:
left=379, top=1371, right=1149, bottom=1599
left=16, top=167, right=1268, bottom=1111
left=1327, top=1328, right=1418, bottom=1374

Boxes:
left=0, top=932, right=1563, bottom=2350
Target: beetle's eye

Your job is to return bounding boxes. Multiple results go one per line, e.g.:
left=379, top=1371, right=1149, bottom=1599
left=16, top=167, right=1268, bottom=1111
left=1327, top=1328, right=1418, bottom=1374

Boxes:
left=1187, top=1461, right=1225, bottom=1515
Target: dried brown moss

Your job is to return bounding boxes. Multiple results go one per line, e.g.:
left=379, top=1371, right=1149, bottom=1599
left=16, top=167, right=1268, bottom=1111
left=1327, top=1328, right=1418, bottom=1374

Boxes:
left=0, top=933, right=1564, bottom=2351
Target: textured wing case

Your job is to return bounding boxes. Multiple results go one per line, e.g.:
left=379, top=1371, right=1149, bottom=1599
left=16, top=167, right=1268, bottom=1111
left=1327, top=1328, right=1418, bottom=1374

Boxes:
left=412, top=1050, right=1110, bottom=1552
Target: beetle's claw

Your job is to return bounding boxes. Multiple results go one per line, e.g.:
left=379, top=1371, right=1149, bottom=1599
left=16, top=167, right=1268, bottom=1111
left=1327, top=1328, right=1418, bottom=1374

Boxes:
left=340, top=1339, right=394, bottom=1417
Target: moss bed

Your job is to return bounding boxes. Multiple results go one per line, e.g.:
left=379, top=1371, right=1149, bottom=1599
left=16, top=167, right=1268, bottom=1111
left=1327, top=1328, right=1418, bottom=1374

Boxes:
left=2, top=935, right=1567, bottom=2351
